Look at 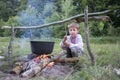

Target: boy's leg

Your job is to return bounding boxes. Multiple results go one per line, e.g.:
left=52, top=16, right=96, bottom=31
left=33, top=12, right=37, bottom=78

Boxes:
left=66, top=47, right=73, bottom=58
left=70, top=47, right=83, bottom=57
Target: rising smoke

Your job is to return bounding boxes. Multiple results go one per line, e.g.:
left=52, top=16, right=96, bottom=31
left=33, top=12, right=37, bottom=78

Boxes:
left=17, top=0, right=55, bottom=48
left=18, top=0, right=54, bottom=39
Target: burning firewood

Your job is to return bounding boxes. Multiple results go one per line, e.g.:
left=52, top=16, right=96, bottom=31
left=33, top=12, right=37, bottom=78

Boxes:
left=21, top=65, right=42, bottom=78
left=10, top=61, right=25, bottom=75
left=11, top=50, right=80, bottom=78
left=10, top=50, right=66, bottom=78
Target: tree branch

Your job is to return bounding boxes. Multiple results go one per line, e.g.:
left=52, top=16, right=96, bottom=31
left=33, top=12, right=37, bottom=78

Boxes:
left=2, top=10, right=112, bottom=29
left=74, top=16, right=110, bottom=22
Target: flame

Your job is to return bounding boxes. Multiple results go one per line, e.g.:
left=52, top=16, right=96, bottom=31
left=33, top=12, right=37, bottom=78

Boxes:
left=32, top=54, right=54, bottom=67
left=32, top=55, right=41, bottom=63
left=46, top=62, right=54, bottom=68
left=43, top=54, right=49, bottom=60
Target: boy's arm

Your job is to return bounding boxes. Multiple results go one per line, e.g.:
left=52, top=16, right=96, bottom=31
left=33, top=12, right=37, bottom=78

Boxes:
left=60, top=35, right=69, bottom=49
left=69, top=35, right=83, bottom=50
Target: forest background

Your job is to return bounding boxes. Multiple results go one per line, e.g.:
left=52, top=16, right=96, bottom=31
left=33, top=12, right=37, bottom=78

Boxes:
left=0, top=0, right=120, bottom=80
left=0, top=0, right=120, bottom=38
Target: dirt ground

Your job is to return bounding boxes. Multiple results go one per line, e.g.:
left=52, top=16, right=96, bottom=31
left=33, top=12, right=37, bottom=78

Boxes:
left=0, top=56, right=74, bottom=80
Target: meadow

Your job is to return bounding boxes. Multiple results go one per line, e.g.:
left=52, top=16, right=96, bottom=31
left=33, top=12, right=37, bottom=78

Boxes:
left=0, top=37, right=120, bottom=80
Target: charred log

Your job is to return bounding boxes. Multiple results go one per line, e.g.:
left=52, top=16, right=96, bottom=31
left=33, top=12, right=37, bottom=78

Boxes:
left=10, top=50, right=66, bottom=76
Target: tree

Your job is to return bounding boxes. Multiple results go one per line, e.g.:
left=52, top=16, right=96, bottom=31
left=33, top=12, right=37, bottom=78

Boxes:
left=0, top=16, right=19, bottom=37
left=73, top=0, right=120, bottom=36
left=47, top=0, right=77, bottom=38
left=0, top=0, right=27, bottom=37
left=0, top=0, right=26, bottom=21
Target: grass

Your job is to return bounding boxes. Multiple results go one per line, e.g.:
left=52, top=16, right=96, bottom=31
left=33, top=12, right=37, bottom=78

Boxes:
left=92, top=43, right=120, bottom=67
left=89, top=36, right=120, bottom=44
left=0, top=37, right=120, bottom=80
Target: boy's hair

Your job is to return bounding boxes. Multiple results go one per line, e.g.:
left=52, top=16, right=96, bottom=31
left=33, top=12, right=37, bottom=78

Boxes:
left=68, top=22, right=79, bottom=30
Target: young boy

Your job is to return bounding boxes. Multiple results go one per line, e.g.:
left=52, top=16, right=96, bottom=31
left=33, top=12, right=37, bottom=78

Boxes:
left=60, top=22, right=83, bottom=58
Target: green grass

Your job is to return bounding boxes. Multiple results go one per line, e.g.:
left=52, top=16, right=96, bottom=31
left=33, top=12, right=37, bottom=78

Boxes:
left=89, top=36, right=120, bottom=44
left=0, top=37, right=120, bottom=80
left=91, top=43, right=120, bottom=67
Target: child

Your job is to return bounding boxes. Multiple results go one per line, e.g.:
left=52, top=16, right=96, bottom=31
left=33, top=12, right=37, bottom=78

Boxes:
left=60, top=22, right=83, bottom=58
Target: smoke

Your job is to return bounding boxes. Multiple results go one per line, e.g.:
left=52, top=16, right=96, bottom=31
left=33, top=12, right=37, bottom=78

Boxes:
left=17, top=0, right=55, bottom=48
left=18, top=0, right=54, bottom=38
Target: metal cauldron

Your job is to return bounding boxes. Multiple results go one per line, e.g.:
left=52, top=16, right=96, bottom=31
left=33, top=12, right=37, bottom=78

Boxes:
left=30, top=41, right=54, bottom=55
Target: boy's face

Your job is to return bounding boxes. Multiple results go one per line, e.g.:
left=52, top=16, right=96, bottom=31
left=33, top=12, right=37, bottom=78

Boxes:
left=68, top=27, right=78, bottom=37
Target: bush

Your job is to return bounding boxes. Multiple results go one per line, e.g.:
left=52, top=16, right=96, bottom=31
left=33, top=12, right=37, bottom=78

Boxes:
left=108, top=27, right=120, bottom=36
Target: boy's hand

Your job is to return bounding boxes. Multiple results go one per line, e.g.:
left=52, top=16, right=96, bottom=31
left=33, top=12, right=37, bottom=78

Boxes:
left=63, top=42, right=70, bottom=47
left=63, top=35, right=67, bottom=42
left=62, top=35, right=70, bottom=47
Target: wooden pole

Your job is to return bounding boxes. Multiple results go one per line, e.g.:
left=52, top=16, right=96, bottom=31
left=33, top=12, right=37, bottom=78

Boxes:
left=7, top=26, right=16, bottom=65
left=84, top=6, right=96, bottom=66
left=1, top=10, right=112, bottom=29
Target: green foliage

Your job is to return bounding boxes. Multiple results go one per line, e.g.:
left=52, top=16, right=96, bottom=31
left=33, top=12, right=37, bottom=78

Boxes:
left=49, top=0, right=120, bottom=38
left=0, top=0, right=22, bottom=21
left=47, top=0, right=77, bottom=38
left=0, top=0, right=27, bottom=37
left=17, top=0, right=27, bottom=11
left=0, top=16, right=20, bottom=37
left=108, top=27, right=120, bottom=36
left=73, top=0, right=120, bottom=37
left=0, top=0, right=120, bottom=37
left=89, top=21, right=106, bottom=36
left=4, top=16, right=19, bottom=26
left=61, top=0, right=76, bottom=19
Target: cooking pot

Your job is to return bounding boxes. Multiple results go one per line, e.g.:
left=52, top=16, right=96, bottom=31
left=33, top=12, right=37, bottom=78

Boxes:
left=30, top=41, right=54, bottom=55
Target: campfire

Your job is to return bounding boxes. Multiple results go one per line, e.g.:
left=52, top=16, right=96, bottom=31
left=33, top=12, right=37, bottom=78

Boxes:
left=31, top=54, right=55, bottom=69
left=11, top=41, right=55, bottom=78
left=10, top=52, right=67, bottom=78
left=10, top=41, right=79, bottom=79
left=21, top=54, right=55, bottom=78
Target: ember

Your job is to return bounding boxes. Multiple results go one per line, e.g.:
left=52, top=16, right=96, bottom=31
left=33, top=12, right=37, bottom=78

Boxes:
left=21, top=54, right=54, bottom=78
left=32, top=54, right=55, bottom=67
left=10, top=54, right=55, bottom=78
left=10, top=50, right=77, bottom=79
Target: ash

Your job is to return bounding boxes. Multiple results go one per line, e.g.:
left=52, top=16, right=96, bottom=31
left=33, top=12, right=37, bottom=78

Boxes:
left=40, top=63, right=73, bottom=79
